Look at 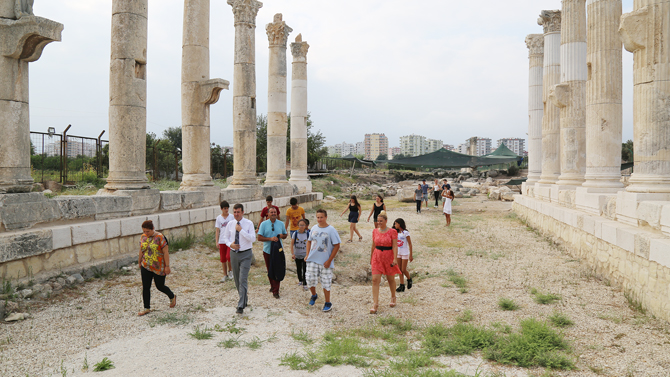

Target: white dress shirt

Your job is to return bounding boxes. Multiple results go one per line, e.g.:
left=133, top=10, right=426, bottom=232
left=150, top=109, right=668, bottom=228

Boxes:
left=223, top=217, right=256, bottom=251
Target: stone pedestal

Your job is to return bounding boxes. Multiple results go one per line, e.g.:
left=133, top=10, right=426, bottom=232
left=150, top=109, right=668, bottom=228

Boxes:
left=105, top=0, right=150, bottom=190
left=538, top=10, right=562, bottom=185
left=534, top=182, right=553, bottom=202
left=180, top=0, right=229, bottom=192
left=264, top=14, right=292, bottom=186
left=96, top=188, right=160, bottom=216
left=525, top=34, right=544, bottom=186
left=583, top=0, right=624, bottom=190
left=552, top=0, right=586, bottom=186
left=288, top=34, right=311, bottom=193
left=0, top=8, right=62, bottom=193
left=228, top=0, right=263, bottom=188
left=619, top=0, right=670, bottom=193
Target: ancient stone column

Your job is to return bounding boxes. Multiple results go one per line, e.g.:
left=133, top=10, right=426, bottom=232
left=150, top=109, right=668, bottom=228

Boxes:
left=525, top=34, right=544, bottom=185
left=264, top=13, right=292, bottom=186
left=583, top=0, right=623, bottom=189
left=537, top=10, right=562, bottom=185
left=288, top=34, right=311, bottom=193
left=619, top=0, right=670, bottom=193
left=551, top=0, right=587, bottom=186
left=180, top=0, right=229, bottom=193
left=228, top=0, right=262, bottom=187
left=104, top=0, right=150, bottom=190
left=0, top=2, right=62, bottom=193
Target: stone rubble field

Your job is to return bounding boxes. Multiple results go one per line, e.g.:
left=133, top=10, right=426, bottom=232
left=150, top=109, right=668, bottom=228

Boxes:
left=2, top=198, right=669, bottom=377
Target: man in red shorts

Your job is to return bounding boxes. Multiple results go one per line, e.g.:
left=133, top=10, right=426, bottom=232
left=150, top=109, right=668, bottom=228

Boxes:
left=215, top=201, right=235, bottom=282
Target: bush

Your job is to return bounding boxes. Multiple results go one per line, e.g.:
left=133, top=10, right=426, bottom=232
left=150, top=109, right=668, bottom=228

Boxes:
left=498, top=298, right=521, bottom=311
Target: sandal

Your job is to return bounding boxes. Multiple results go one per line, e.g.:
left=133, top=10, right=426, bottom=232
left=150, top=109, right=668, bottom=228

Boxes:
left=390, top=297, right=397, bottom=308
left=369, top=305, right=378, bottom=314
left=137, top=309, right=152, bottom=316
left=170, top=295, right=177, bottom=308
left=359, top=236, right=363, bottom=242
left=346, top=240, right=353, bottom=243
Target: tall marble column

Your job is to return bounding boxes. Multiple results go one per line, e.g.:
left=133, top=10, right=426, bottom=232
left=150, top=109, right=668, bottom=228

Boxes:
left=537, top=10, right=562, bottom=186
left=526, top=34, right=544, bottom=185
left=583, top=0, right=623, bottom=189
left=619, top=0, right=670, bottom=193
left=288, top=34, right=311, bottom=193
left=0, top=2, right=62, bottom=193
left=264, top=13, right=292, bottom=186
left=105, top=0, right=150, bottom=190
left=228, top=0, right=262, bottom=188
left=551, top=0, right=587, bottom=186
left=180, top=0, right=229, bottom=193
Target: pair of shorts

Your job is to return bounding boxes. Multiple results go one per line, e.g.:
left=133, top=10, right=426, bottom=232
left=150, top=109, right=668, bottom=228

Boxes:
left=397, top=251, right=409, bottom=260
left=348, top=211, right=359, bottom=223
left=305, top=261, right=333, bottom=291
left=219, top=244, right=231, bottom=263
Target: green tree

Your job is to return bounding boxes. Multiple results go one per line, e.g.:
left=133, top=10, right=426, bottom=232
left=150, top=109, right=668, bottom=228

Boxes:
left=622, top=140, right=634, bottom=163
left=163, top=127, right=182, bottom=151
left=146, top=132, right=180, bottom=180
left=256, top=114, right=268, bottom=173
left=376, top=153, right=388, bottom=161
left=392, top=153, right=406, bottom=160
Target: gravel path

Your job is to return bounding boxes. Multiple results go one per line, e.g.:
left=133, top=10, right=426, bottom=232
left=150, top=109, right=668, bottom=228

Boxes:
left=2, top=198, right=670, bottom=377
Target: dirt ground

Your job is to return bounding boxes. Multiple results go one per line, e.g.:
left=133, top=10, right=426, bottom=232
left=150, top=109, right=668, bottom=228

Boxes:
left=2, top=197, right=670, bottom=377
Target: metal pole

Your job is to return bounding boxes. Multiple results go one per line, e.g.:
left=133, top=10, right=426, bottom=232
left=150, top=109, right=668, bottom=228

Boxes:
left=41, top=133, right=45, bottom=183
left=175, top=151, right=179, bottom=181
left=153, top=141, right=159, bottom=181
left=97, top=131, right=105, bottom=178
left=61, top=124, right=71, bottom=183
left=224, top=149, right=228, bottom=179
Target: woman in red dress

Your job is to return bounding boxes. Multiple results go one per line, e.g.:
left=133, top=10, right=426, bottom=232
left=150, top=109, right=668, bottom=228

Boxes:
left=369, top=211, right=401, bottom=314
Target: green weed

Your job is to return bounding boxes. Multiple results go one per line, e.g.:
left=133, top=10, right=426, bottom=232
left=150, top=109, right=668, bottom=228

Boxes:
left=530, top=288, right=561, bottom=305
left=188, top=326, right=213, bottom=340
left=93, top=357, right=115, bottom=372
left=624, top=291, right=646, bottom=315
left=291, top=329, right=314, bottom=345
left=218, top=336, right=241, bottom=349
left=498, top=298, right=520, bottom=311
left=149, top=312, right=191, bottom=327
left=456, top=310, right=474, bottom=323
left=171, top=234, right=197, bottom=251
left=214, top=318, right=245, bottom=334
left=548, top=312, right=574, bottom=328
left=245, top=336, right=264, bottom=350
left=422, top=323, right=497, bottom=356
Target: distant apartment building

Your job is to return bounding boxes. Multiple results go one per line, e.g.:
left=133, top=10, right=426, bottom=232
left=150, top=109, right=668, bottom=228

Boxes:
left=399, top=134, right=443, bottom=157
left=457, top=143, right=468, bottom=154
left=327, top=142, right=356, bottom=157
left=388, top=147, right=401, bottom=158
left=355, top=142, right=365, bottom=156
left=364, top=133, right=388, bottom=160
left=496, top=138, right=525, bottom=156
left=443, top=144, right=455, bottom=152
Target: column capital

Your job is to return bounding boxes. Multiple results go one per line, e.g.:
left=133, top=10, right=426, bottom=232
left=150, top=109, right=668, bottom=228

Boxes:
left=266, top=13, right=292, bottom=47
left=538, top=10, right=561, bottom=34
left=525, top=34, right=544, bottom=55
left=227, top=0, right=263, bottom=26
left=291, top=34, right=309, bottom=60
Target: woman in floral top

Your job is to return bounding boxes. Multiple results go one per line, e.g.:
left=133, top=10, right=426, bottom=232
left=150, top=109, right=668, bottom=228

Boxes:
left=138, top=220, right=176, bottom=316
left=369, top=211, right=401, bottom=314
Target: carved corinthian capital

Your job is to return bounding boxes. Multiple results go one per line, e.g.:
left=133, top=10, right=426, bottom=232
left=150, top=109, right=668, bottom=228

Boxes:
left=525, top=34, right=544, bottom=55
left=266, top=13, right=292, bottom=47
left=227, top=0, right=263, bottom=26
left=291, top=34, right=309, bottom=59
left=538, top=10, right=561, bottom=34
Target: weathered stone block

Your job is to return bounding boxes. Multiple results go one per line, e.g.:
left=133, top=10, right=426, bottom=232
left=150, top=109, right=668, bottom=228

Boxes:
left=616, top=227, right=639, bottom=254
left=91, top=241, right=110, bottom=260
left=121, top=217, right=145, bottom=236
left=75, top=243, right=93, bottom=263
left=4, top=260, right=26, bottom=280
left=159, top=213, right=181, bottom=229
left=650, top=238, right=670, bottom=268
left=180, top=211, right=190, bottom=226
left=25, top=256, right=43, bottom=277
left=113, top=189, right=160, bottom=216
left=147, top=215, right=159, bottom=230
left=0, top=193, right=61, bottom=230
left=51, top=225, right=72, bottom=249
left=92, top=195, right=132, bottom=220
left=71, top=223, right=106, bottom=245
left=0, top=230, right=52, bottom=263
left=105, top=220, right=121, bottom=239
left=108, top=238, right=121, bottom=256
left=160, top=191, right=182, bottom=211
left=54, top=196, right=96, bottom=220
left=206, top=207, right=217, bottom=221
left=182, top=190, right=206, bottom=209
left=189, top=208, right=207, bottom=223
left=43, top=248, right=76, bottom=271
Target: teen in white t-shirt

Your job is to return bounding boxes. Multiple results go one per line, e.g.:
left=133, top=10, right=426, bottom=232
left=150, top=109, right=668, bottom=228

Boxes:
left=393, top=218, right=413, bottom=292
left=215, top=201, right=236, bottom=282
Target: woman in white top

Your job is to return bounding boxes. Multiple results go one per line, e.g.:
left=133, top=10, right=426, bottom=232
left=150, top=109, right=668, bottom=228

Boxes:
left=393, top=218, right=413, bottom=292
left=442, top=189, right=454, bottom=226
left=432, top=179, right=442, bottom=208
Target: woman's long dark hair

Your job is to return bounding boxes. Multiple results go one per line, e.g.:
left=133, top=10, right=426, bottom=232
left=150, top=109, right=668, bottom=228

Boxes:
left=350, top=195, right=361, bottom=209
left=376, top=194, right=384, bottom=203
left=393, top=218, right=407, bottom=231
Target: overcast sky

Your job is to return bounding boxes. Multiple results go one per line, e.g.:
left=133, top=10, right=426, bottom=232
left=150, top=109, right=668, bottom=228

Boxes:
left=29, top=0, right=635, bottom=150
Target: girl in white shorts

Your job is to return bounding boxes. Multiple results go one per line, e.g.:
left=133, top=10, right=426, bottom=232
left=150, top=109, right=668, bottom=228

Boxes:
left=393, top=218, right=413, bottom=292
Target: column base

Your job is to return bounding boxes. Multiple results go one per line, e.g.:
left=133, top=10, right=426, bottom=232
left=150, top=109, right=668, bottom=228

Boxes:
left=288, top=178, right=312, bottom=194
left=104, top=178, right=150, bottom=190
left=616, top=191, right=670, bottom=227
left=264, top=179, right=291, bottom=187
left=534, top=183, right=552, bottom=202
left=575, top=186, right=622, bottom=216
left=179, top=185, right=221, bottom=206
left=0, top=178, right=34, bottom=194
left=551, top=184, right=578, bottom=208
left=96, top=188, right=160, bottom=216
left=626, top=174, right=670, bottom=193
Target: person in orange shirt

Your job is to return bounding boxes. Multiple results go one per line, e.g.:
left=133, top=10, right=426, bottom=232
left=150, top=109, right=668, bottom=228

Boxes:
left=284, top=197, right=306, bottom=237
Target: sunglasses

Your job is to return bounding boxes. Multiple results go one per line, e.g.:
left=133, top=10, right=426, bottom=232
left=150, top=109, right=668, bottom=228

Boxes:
left=271, top=223, right=274, bottom=231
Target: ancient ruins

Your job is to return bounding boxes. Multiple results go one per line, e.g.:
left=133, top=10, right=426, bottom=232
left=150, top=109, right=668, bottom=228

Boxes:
left=518, top=0, right=670, bottom=321
left=0, top=0, right=319, bottom=286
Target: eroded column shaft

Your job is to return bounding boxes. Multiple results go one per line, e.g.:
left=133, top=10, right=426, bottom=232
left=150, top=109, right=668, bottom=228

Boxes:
left=526, top=34, right=544, bottom=185
left=288, top=34, right=311, bottom=193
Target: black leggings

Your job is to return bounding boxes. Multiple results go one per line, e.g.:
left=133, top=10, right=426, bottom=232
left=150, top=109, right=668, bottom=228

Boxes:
left=434, top=191, right=442, bottom=206
left=416, top=200, right=422, bottom=213
left=141, top=267, right=174, bottom=309
left=295, top=258, right=306, bottom=284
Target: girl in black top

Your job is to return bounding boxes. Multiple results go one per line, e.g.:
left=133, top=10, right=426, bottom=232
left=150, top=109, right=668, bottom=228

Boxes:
left=340, top=195, right=363, bottom=242
left=367, top=194, right=386, bottom=229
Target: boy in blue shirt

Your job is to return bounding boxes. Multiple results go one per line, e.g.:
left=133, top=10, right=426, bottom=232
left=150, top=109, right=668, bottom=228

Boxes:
left=257, top=207, right=287, bottom=298
left=305, top=209, right=341, bottom=312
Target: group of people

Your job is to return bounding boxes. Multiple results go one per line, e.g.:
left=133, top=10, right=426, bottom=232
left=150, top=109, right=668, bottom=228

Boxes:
left=136, top=193, right=424, bottom=316
left=413, top=179, right=454, bottom=226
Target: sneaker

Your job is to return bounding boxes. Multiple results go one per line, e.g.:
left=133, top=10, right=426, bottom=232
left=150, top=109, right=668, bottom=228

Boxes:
left=396, top=284, right=405, bottom=292
left=297, top=281, right=303, bottom=286
left=407, top=278, right=413, bottom=290
left=236, top=307, right=243, bottom=314
left=323, top=302, right=332, bottom=312
left=220, top=276, right=227, bottom=283
left=303, top=285, right=309, bottom=291
left=228, top=271, right=233, bottom=279
left=309, top=294, right=318, bottom=306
